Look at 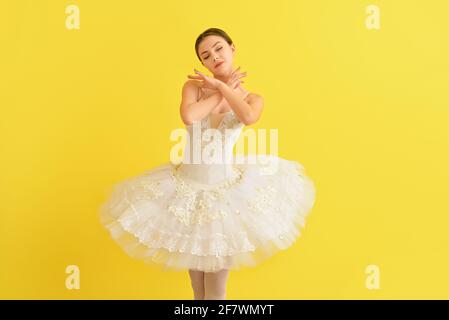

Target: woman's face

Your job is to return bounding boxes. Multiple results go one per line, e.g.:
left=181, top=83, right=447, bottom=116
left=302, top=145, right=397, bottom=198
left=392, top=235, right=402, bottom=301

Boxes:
left=197, top=35, right=235, bottom=76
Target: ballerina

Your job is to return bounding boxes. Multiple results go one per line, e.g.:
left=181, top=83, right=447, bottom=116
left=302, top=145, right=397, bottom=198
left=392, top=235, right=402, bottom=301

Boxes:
left=99, top=27, right=316, bottom=300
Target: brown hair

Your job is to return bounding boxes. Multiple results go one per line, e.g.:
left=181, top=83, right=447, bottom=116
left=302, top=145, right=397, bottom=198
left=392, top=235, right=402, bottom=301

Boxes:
left=195, top=28, right=233, bottom=62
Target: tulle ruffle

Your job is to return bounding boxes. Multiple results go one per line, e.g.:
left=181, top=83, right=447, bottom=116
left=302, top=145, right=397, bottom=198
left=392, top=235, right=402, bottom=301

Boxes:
left=99, top=155, right=316, bottom=272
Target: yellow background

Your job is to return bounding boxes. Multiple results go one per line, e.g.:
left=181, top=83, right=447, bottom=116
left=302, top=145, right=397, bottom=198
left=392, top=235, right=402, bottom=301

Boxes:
left=1, top=0, right=448, bottom=299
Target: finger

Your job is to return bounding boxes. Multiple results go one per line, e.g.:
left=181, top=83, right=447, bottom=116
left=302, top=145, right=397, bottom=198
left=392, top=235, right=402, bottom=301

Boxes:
left=194, top=69, right=205, bottom=76
left=195, top=71, right=207, bottom=80
left=229, top=74, right=245, bottom=84
left=229, top=77, right=239, bottom=86
left=233, top=75, right=244, bottom=83
left=229, top=69, right=243, bottom=82
left=232, top=66, right=241, bottom=78
left=187, top=74, right=202, bottom=79
left=231, top=79, right=241, bottom=89
left=228, top=66, right=240, bottom=79
left=233, top=72, right=247, bottom=82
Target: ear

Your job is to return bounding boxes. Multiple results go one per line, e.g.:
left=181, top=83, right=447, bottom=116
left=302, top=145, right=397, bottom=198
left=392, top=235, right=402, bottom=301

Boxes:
left=231, top=44, right=236, bottom=54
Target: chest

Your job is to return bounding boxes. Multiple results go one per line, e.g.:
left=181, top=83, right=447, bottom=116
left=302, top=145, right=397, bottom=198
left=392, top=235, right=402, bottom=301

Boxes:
left=197, top=86, right=250, bottom=129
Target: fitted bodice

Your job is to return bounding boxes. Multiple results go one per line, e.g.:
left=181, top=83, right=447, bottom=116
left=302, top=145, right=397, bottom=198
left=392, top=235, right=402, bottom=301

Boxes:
left=178, top=110, right=245, bottom=186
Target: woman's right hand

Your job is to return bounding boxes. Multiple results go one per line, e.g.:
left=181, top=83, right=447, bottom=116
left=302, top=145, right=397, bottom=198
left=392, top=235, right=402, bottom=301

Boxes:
left=226, top=66, right=247, bottom=90
left=187, top=66, right=247, bottom=92
left=214, top=67, right=248, bottom=111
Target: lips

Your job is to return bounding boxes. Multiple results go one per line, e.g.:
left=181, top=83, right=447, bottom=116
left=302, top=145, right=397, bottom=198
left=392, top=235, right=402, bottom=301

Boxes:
left=215, top=61, right=224, bottom=68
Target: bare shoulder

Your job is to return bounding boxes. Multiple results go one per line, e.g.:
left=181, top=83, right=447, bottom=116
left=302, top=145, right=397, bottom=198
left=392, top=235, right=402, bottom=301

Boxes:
left=181, top=80, right=201, bottom=100
left=183, top=79, right=201, bottom=90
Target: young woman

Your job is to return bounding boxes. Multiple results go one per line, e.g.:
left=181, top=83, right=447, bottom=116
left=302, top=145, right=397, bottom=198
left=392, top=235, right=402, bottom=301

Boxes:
left=100, top=28, right=316, bottom=300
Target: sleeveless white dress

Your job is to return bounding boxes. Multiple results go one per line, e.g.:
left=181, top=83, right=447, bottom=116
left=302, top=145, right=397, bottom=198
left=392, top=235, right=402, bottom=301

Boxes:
left=99, top=89, right=316, bottom=272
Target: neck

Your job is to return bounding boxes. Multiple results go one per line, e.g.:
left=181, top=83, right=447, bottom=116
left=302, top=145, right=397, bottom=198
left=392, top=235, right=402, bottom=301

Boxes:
left=213, top=68, right=233, bottom=84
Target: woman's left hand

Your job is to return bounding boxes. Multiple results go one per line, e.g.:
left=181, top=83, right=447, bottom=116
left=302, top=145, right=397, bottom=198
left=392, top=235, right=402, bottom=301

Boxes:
left=187, top=69, right=224, bottom=90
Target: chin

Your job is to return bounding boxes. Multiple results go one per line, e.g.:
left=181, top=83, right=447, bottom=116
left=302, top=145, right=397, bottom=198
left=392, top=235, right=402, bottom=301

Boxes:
left=216, top=67, right=231, bottom=75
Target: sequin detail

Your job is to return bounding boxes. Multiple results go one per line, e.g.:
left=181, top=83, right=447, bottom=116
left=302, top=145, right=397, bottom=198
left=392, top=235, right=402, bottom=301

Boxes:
left=168, top=164, right=244, bottom=227
left=247, top=185, right=278, bottom=215
left=127, top=222, right=257, bottom=256
left=134, top=180, right=163, bottom=201
left=206, top=110, right=243, bottom=131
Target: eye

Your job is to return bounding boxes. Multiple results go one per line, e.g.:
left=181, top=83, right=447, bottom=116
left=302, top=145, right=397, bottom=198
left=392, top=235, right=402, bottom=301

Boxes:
left=204, top=47, right=223, bottom=60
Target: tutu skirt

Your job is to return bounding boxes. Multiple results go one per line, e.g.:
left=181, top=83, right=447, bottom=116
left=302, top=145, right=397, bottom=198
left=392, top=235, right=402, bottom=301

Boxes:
left=99, top=154, right=316, bottom=272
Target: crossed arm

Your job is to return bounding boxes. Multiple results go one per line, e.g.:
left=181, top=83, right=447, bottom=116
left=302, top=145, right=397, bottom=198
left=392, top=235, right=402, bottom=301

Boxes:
left=217, top=82, right=264, bottom=125
left=180, top=79, right=264, bottom=126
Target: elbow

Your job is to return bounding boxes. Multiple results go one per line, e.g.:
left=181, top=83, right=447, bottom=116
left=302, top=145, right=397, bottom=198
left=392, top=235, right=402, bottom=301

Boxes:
left=180, top=111, right=194, bottom=126
left=242, top=113, right=258, bottom=126
left=182, top=118, right=194, bottom=126
left=242, top=97, right=263, bottom=125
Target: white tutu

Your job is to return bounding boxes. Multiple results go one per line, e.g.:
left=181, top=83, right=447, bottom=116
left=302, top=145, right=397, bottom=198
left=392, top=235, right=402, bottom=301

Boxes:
left=99, top=111, right=316, bottom=272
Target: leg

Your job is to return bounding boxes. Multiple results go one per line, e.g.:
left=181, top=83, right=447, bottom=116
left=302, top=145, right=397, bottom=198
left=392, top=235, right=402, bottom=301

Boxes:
left=204, top=269, right=230, bottom=300
left=188, top=269, right=205, bottom=300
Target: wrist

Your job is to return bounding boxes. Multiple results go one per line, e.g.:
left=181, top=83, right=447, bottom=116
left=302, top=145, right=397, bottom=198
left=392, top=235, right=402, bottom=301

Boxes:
left=217, top=80, right=227, bottom=92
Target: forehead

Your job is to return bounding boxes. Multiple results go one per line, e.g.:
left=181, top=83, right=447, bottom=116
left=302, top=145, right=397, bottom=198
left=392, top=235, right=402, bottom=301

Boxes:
left=198, top=35, right=224, bottom=53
